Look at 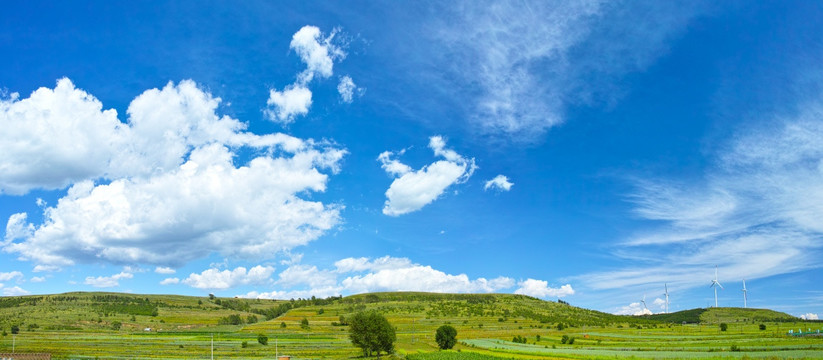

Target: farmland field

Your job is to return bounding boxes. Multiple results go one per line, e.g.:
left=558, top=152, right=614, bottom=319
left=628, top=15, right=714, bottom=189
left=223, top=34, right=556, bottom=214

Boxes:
left=0, top=292, right=821, bottom=359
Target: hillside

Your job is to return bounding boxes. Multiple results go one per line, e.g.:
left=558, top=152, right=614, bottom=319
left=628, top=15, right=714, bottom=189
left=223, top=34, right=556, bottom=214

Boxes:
left=647, top=307, right=798, bottom=324
left=0, top=291, right=819, bottom=359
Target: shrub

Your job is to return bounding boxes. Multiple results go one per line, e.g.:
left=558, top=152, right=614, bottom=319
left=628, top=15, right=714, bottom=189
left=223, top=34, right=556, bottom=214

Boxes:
left=241, top=341, right=248, bottom=348
left=568, top=337, right=575, bottom=345
left=247, top=315, right=258, bottom=324
left=300, top=317, right=309, bottom=329
left=720, top=323, right=728, bottom=331
left=731, top=344, right=740, bottom=352
left=280, top=322, right=286, bottom=328
left=560, top=335, right=569, bottom=344
left=257, top=333, right=268, bottom=345
left=759, top=324, right=766, bottom=331
left=435, top=325, right=457, bottom=350
left=111, top=321, right=122, bottom=330
left=10, top=325, right=19, bottom=334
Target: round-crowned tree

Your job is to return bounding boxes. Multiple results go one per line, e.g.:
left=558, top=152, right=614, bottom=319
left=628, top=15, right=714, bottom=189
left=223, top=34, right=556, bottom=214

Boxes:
left=435, top=325, right=457, bottom=350
left=348, top=310, right=395, bottom=358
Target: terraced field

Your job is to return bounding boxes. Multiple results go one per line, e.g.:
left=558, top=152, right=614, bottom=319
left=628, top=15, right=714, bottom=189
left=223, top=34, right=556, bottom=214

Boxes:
left=0, top=292, right=820, bottom=359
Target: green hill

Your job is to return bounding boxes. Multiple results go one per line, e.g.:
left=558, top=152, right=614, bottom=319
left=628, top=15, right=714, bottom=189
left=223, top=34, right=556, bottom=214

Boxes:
left=0, top=291, right=819, bottom=359
left=647, top=307, right=798, bottom=324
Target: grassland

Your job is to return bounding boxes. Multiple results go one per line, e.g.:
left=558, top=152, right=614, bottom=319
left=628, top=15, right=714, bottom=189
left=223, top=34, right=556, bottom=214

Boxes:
left=0, top=291, right=820, bottom=359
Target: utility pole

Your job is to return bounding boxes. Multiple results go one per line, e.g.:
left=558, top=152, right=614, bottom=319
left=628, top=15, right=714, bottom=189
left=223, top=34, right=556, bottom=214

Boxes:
left=12, top=334, right=15, bottom=353
left=275, top=337, right=278, bottom=358
left=211, top=333, right=214, bottom=360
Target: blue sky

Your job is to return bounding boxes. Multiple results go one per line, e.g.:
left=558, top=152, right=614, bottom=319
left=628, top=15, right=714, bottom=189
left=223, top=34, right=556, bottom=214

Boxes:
left=1, top=1, right=821, bottom=318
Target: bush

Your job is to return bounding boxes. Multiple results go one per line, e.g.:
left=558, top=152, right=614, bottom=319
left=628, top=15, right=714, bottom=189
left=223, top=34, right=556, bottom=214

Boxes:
left=720, top=323, right=728, bottom=331
left=241, top=341, right=248, bottom=348
left=10, top=325, right=19, bottom=334
left=568, top=337, right=575, bottom=345
left=759, top=324, right=766, bottom=331
left=512, top=335, right=527, bottom=344
left=731, top=344, right=740, bottom=352
left=247, top=315, right=258, bottom=324
left=348, top=310, right=396, bottom=357
left=280, top=322, right=286, bottom=328
left=111, top=321, right=122, bottom=330
left=561, top=335, right=569, bottom=344
left=435, top=325, right=457, bottom=350
left=257, top=333, right=268, bottom=345
left=301, top=317, right=309, bottom=329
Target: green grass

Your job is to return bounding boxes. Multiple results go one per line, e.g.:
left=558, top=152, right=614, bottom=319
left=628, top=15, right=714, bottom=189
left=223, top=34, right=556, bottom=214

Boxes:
left=0, top=291, right=820, bottom=359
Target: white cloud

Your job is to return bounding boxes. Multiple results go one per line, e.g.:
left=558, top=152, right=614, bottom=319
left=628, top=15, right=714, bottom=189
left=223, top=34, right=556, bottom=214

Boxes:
left=3, top=81, right=346, bottom=269
left=380, top=136, right=477, bottom=216
left=615, top=302, right=653, bottom=316
left=580, top=104, right=823, bottom=292
left=33, top=265, right=59, bottom=273
left=337, top=76, right=358, bottom=103
left=514, top=279, right=574, bottom=298
left=182, top=265, right=275, bottom=290
left=265, top=85, right=312, bottom=124
left=237, top=256, right=524, bottom=300
left=160, top=277, right=180, bottom=285
left=0, top=271, right=23, bottom=282
left=652, top=297, right=666, bottom=310
left=84, top=271, right=133, bottom=288
left=30, top=276, right=46, bottom=283
left=334, top=256, right=413, bottom=273
left=154, top=267, right=176, bottom=274
left=430, top=1, right=706, bottom=141
left=277, top=264, right=336, bottom=288
left=341, top=265, right=513, bottom=294
left=800, top=313, right=819, bottom=320
left=290, top=26, right=345, bottom=82
left=484, top=175, right=513, bottom=192
left=266, top=25, right=349, bottom=124
left=2, top=286, right=30, bottom=296
left=0, top=79, right=292, bottom=195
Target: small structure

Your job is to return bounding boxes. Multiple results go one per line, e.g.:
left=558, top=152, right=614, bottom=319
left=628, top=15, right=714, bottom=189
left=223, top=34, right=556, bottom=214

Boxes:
left=277, top=356, right=291, bottom=360
left=144, top=327, right=152, bottom=332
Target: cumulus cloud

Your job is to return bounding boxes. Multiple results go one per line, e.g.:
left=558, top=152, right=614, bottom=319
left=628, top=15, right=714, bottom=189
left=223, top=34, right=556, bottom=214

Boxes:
left=0, top=271, right=23, bottom=282
left=290, top=26, right=346, bottom=82
left=265, top=85, right=312, bottom=124
left=84, top=271, right=133, bottom=288
left=30, top=276, right=46, bottom=283
left=379, top=136, right=477, bottom=216
left=266, top=25, right=349, bottom=124
left=580, top=103, right=823, bottom=292
left=182, top=265, right=275, bottom=290
left=514, top=279, right=574, bottom=298
left=160, top=277, right=180, bottom=285
left=154, top=267, right=176, bottom=274
left=337, top=76, right=359, bottom=103
left=234, top=256, right=540, bottom=300
left=2, top=79, right=345, bottom=269
left=615, top=302, right=653, bottom=316
left=484, top=175, right=513, bottom=192
left=2, top=286, right=30, bottom=296
left=334, top=256, right=413, bottom=273
left=800, top=313, right=819, bottom=320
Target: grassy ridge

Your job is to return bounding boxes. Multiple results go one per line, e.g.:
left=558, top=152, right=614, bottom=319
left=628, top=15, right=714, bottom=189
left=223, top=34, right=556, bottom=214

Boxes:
left=0, top=291, right=819, bottom=359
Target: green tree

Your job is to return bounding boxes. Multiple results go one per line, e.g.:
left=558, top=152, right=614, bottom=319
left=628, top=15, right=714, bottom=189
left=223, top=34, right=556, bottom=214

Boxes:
left=348, top=310, right=396, bottom=358
left=720, top=323, right=728, bottom=331
left=435, top=325, right=457, bottom=350
left=111, top=321, right=122, bottom=330
left=301, top=317, right=309, bottom=329
left=10, top=325, right=19, bottom=334
left=759, top=324, right=766, bottom=331
left=257, top=333, right=268, bottom=345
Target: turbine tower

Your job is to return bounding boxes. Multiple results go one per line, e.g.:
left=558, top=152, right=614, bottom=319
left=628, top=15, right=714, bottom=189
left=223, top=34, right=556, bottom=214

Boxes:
left=742, top=279, right=748, bottom=308
left=641, top=294, right=648, bottom=312
left=710, top=265, right=723, bottom=307
left=663, top=283, right=670, bottom=314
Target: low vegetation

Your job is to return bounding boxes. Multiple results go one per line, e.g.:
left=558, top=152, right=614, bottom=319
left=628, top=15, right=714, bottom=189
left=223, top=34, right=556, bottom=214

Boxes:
left=0, top=291, right=820, bottom=359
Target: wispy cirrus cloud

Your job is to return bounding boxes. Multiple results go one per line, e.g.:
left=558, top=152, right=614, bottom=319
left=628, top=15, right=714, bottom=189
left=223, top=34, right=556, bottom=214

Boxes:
left=580, top=103, right=823, bottom=293
left=428, top=0, right=710, bottom=142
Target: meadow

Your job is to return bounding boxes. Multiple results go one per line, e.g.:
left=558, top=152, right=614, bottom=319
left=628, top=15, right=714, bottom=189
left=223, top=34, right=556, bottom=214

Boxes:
left=0, top=292, right=820, bottom=359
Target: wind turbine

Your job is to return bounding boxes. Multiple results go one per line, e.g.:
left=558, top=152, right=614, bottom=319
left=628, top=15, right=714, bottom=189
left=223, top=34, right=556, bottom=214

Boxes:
left=641, top=294, right=648, bottom=312
left=663, top=284, right=670, bottom=314
left=742, top=279, right=748, bottom=308
left=710, top=265, right=723, bottom=307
